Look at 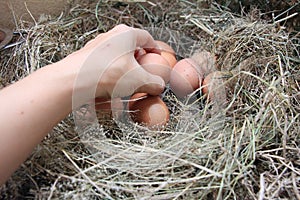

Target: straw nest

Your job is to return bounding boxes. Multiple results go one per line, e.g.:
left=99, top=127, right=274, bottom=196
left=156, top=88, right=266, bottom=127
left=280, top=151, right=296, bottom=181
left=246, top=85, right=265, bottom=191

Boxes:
left=0, top=1, right=299, bottom=199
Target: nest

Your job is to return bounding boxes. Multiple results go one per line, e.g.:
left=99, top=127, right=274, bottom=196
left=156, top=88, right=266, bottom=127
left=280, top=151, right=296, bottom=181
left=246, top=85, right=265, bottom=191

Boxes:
left=0, top=1, right=299, bottom=199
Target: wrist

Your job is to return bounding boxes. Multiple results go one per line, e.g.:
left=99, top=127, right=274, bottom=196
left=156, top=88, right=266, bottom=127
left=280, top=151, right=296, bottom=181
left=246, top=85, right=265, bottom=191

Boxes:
left=39, top=62, right=75, bottom=93
left=34, top=62, right=75, bottom=109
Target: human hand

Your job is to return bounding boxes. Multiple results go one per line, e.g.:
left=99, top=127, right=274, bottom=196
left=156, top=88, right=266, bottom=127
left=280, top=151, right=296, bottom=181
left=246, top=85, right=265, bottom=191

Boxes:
left=0, top=24, right=167, bottom=184
left=58, top=24, right=165, bottom=107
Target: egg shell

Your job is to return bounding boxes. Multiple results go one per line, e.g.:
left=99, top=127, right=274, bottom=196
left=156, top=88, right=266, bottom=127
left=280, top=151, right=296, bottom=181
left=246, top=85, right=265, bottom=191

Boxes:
left=202, top=71, right=226, bottom=102
left=138, top=53, right=172, bottom=83
left=155, top=40, right=175, bottom=55
left=170, top=58, right=201, bottom=98
left=128, top=93, right=148, bottom=111
left=155, top=40, right=177, bottom=68
left=95, top=97, right=123, bottom=120
left=129, top=93, right=169, bottom=130
left=161, top=51, right=177, bottom=68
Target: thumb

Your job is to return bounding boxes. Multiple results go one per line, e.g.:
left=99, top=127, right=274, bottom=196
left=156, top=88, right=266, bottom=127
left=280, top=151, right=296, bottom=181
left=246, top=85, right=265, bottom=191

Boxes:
left=130, top=59, right=165, bottom=96
left=135, top=72, right=165, bottom=96
left=110, top=60, right=165, bottom=98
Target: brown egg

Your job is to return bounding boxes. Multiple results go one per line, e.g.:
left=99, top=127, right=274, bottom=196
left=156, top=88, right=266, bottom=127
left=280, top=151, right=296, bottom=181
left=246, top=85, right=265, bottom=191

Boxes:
left=128, top=93, right=148, bottom=111
left=129, top=93, right=169, bottom=130
left=170, top=58, right=201, bottom=98
left=155, top=40, right=175, bottom=54
left=202, top=71, right=226, bottom=103
left=161, top=51, right=177, bottom=68
left=155, top=40, right=177, bottom=68
left=95, top=97, right=124, bottom=120
left=138, top=53, right=172, bottom=83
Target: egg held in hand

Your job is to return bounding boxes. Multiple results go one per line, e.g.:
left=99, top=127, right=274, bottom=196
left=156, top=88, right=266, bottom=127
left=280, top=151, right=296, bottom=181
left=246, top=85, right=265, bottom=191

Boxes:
left=129, top=93, right=170, bottom=130
left=138, top=53, right=172, bottom=83
left=155, top=40, right=177, bottom=68
left=170, top=58, right=202, bottom=98
left=161, top=51, right=177, bottom=69
left=155, top=40, right=175, bottom=55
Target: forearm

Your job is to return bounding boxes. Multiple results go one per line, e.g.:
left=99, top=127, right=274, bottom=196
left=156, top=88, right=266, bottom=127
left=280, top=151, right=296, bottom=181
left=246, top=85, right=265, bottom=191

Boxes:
left=0, top=62, right=74, bottom=184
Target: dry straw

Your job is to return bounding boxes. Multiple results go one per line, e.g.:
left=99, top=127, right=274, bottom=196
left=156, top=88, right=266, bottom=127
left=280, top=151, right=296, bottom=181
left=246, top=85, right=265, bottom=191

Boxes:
left=0, top=1, right=299, bottom=199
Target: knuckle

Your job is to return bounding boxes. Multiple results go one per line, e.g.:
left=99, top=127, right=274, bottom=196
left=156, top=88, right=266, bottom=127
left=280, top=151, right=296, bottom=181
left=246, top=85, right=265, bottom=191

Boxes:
left=114, top=24, right=130, bottom=31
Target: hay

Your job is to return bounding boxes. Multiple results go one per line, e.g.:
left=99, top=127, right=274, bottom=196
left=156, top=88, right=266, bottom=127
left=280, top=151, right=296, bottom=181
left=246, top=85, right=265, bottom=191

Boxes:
left=0, top=0, right=299, bottom=199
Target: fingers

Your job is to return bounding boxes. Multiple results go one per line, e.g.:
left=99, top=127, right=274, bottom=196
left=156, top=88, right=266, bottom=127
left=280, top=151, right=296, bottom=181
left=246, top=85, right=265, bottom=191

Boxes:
left=110, top=24, right=131, bottom=32
left=85, top=24, right=160, bottom=55
left=110, top=24, right=160, bottom=53
left=84, top=24, right=165, bottom=98
left=108, top=25, right=164, bottom=96
left=84, top=25, right=129, bottom=49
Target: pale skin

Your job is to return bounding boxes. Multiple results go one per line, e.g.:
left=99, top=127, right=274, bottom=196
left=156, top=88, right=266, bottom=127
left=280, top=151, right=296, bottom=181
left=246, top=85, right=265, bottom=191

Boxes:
left=0, top=24, right=165, bottom=185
